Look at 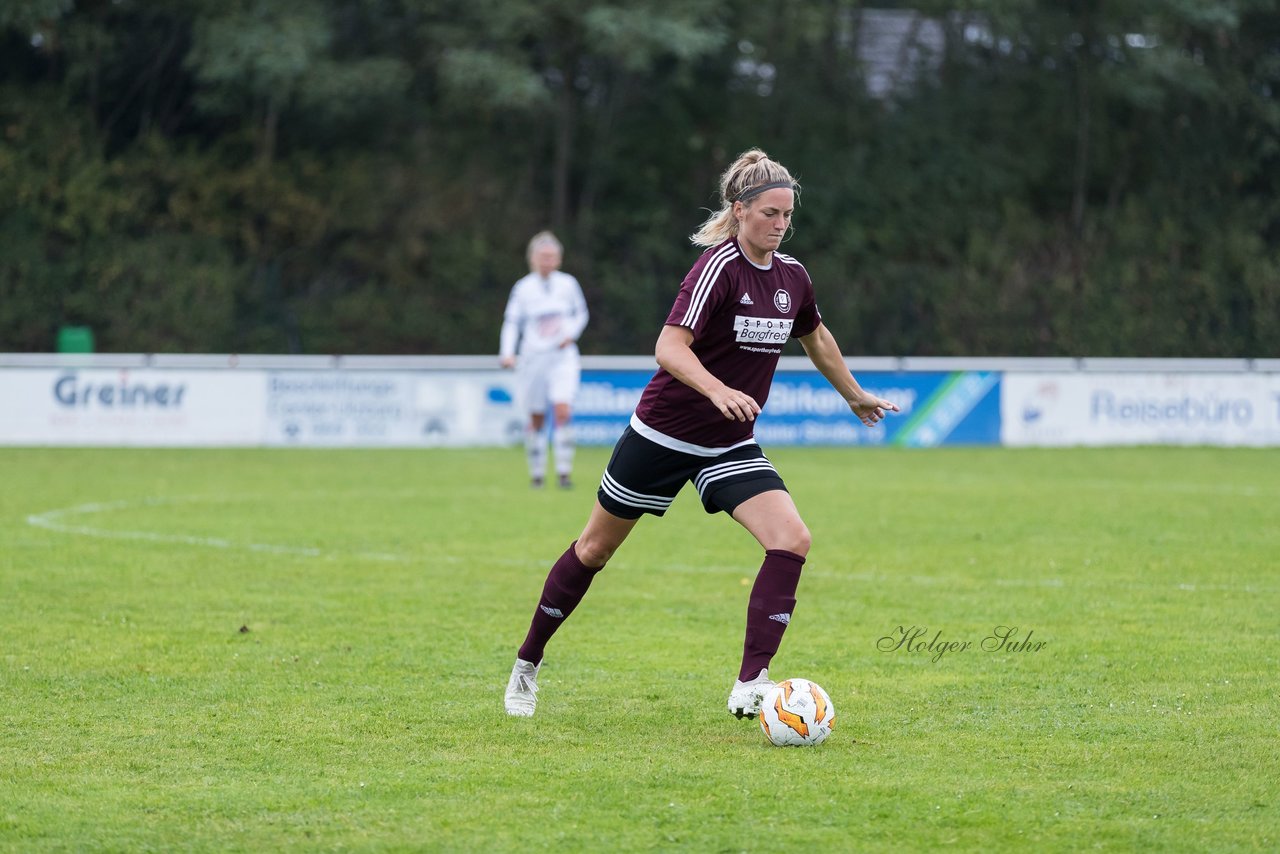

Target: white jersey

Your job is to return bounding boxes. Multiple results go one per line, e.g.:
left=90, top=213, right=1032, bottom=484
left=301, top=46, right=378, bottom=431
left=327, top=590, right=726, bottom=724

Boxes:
left=499, top=271, right=589, bottom=358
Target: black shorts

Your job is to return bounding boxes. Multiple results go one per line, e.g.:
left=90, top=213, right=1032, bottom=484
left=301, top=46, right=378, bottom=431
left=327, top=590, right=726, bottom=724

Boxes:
left=597, top=427, right=788, bottom=519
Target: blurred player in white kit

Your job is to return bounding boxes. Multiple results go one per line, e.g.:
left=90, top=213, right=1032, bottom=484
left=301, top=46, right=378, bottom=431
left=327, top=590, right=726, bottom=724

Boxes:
left=499, top=231, right=589, bottom=489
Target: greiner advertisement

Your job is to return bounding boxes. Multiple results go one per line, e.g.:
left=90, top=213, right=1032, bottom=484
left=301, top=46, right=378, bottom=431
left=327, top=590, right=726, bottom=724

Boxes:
left=0, top=368, right=265, bottom=445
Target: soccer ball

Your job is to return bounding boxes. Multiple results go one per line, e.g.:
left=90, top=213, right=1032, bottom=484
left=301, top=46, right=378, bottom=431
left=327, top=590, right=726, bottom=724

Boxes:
left=758, top=678, right=835, bottom=747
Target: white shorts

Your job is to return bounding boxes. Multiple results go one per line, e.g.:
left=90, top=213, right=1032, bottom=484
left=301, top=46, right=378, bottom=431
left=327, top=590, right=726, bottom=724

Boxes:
left=515, top=348, right=581, bottom=416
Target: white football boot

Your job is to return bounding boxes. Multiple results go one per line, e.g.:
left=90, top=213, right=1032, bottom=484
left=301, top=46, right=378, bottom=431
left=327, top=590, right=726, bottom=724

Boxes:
left=727, top=668, right=775, bottom=719
left=504, top=658, right=541, bottom=717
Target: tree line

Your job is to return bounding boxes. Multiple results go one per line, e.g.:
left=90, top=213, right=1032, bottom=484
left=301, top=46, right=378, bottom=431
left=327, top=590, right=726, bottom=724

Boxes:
left=2, top=0, right=1277, bottom=357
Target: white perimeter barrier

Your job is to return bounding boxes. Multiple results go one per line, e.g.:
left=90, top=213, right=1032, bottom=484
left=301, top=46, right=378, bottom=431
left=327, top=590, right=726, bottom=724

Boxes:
left=1, top=354, right=1277, bottom=447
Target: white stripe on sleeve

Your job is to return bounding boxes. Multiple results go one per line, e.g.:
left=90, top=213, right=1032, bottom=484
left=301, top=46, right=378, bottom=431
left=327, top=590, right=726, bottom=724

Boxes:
left=678, top=243, right=738, bottom=328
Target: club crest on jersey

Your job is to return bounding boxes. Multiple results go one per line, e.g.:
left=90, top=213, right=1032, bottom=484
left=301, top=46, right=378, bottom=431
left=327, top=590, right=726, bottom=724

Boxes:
left=773, top=289, right=792, bottom=313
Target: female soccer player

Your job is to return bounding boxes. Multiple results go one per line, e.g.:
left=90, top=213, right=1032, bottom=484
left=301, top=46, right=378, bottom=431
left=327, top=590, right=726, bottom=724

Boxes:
left=504, top=150, right=898, bottom=718
left=500, top=231, right=590, bottom=489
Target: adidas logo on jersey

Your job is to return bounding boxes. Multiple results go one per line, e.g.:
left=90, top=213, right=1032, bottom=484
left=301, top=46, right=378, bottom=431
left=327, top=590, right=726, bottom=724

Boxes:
left=540, top=605, right=565, bottom=618
left=739, top=293, right=753, bottom=305
left=769, top=613, right=791, bottom=625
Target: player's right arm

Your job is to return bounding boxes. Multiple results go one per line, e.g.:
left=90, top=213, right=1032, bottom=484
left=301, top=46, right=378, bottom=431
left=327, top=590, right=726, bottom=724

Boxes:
left=499, top=282, right=522, bottom=368
left=654, top=325, right=760, bottom=422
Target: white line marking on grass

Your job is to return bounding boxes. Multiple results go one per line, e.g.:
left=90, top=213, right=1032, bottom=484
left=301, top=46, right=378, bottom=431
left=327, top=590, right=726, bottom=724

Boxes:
left=1072, top=479, right=1274, bottom=498
left=642, top=561, right=1279, bottom=596
left=428, top=552, right=1278, bottom=596
left=26, top=497, right=407, bottom=563
left=885, top=476, right=1278, bottom=499
left=43, top=493, right=1267, bottom=594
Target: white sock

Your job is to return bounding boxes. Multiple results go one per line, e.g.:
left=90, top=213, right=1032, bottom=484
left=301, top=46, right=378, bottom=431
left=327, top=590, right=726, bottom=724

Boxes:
left=553, top=423, right=575, bottom=477
left=525, top=427, right=548, bottom=480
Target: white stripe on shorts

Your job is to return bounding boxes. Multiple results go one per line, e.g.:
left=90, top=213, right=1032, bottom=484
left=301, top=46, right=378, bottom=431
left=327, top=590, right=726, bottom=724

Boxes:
left=694, top=458, right=778, bottom=496
left=600, top=471, right=674, bottom=511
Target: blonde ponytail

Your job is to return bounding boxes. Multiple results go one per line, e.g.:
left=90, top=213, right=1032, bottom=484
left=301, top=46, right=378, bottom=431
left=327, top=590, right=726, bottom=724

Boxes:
left=690, top=148, right=799, bottom=247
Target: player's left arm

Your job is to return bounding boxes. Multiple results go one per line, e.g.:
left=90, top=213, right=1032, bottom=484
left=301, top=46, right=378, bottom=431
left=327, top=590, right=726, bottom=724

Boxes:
left=561, top=277, right=589, bottom=348
left=797, top=323, right=899, bottom=427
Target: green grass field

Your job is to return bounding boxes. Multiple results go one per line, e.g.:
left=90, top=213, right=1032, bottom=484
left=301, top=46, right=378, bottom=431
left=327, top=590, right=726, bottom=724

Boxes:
left=2, top=446, right=1277, bottom=852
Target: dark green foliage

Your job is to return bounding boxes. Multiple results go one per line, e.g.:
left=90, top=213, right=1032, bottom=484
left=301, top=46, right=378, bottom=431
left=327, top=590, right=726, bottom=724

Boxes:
left=1, top=0, right=1276, bottom=355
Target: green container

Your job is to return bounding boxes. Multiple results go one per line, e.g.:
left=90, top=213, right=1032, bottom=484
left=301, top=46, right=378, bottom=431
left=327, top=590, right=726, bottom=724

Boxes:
left=56, top=326, right=95, bottom=353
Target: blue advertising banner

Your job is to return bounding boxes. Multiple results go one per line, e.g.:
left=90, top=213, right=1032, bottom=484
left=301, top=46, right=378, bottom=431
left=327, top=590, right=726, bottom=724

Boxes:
left=574, top=370, right=1002, bottom=447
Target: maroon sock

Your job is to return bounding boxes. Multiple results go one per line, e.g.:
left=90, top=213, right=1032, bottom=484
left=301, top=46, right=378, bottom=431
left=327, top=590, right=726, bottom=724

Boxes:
left=517, top=541, right=604, bottom=664
left=738, top=549, right=805, bottom=682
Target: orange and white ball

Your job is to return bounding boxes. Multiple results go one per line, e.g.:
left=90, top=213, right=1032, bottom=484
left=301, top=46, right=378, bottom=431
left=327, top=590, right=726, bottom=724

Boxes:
left=759, top=678, right=835, bottom=747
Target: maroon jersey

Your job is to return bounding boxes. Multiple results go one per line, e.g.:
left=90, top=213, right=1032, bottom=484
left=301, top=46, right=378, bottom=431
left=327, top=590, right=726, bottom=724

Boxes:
left=632, top=238, right=822, bottom=453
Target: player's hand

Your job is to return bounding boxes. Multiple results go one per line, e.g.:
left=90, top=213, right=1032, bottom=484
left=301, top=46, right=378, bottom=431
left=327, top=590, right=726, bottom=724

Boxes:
left=500, top=356, right=516, bottom=369
left=849, top=392, right=899, bottom=427
left=709, top=386, right=761, bottom=422
left=559, top=337, right=574, bottom=349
